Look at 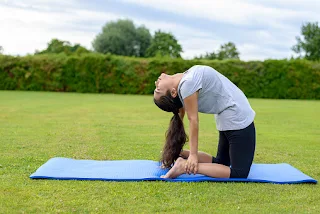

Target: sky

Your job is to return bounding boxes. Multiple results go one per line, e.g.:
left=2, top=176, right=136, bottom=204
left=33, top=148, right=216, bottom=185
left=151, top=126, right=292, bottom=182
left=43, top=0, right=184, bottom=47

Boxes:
left=0, top=0, right=319, bottom=61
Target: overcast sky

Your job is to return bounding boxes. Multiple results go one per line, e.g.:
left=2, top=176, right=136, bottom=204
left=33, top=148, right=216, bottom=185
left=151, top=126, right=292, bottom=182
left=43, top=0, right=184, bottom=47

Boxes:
left=0, top=0, right=319, bottom=60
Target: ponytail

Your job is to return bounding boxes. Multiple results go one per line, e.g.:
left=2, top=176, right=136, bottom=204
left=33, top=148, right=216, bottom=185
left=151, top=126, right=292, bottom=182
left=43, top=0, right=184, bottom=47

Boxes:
left=154, top=91, right=187, bottom=168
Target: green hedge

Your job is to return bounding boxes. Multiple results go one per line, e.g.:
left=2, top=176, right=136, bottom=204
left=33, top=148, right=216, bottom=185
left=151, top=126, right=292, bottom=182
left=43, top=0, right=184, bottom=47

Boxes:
left=0, top=54, right=320, bottom=99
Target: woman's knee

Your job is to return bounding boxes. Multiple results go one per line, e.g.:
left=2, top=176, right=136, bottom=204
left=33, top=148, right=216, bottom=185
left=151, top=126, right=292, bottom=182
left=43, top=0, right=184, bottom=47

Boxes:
left=180, top=150, right=189, bottom=159
left=230, top=168, right=250, bottom=178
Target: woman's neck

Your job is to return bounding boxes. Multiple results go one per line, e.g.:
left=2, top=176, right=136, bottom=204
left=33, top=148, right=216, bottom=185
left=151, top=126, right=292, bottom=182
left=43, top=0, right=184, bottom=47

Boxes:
left=172, top=73, right=184, bottom=89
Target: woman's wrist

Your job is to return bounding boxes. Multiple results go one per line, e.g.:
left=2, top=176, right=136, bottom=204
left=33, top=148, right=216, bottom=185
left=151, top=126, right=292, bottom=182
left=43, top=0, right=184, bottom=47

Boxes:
left=190, top=150, right=198, bottom=156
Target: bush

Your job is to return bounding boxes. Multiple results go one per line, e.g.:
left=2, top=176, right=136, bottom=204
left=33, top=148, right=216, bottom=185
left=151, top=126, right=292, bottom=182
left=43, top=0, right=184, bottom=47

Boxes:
left=0, top=54, right=319, bottom=99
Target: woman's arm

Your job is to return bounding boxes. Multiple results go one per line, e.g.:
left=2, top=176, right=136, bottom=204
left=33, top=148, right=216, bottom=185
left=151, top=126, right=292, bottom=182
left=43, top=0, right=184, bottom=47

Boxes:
left=184, top=92, right=199, bottom=155
left=183, top=91, right=199, bottom=174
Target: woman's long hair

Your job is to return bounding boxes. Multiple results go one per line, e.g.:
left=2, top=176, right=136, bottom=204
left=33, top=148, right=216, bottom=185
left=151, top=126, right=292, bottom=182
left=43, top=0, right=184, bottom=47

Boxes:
left=154, top=91, right=187, bottom=168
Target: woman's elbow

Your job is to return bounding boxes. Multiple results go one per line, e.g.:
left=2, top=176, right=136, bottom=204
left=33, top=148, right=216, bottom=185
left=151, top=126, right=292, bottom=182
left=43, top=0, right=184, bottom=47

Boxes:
left=188, top=117, right=199, bottom=124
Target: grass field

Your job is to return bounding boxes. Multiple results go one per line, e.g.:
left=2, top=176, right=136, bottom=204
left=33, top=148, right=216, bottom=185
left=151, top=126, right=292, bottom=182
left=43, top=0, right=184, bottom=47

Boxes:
left=0, top=90, right=319, bottom=213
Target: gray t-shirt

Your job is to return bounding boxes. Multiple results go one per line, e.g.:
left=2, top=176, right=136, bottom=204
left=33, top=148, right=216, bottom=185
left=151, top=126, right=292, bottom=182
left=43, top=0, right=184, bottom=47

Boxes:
left=178, top=65, right=255, bottom=131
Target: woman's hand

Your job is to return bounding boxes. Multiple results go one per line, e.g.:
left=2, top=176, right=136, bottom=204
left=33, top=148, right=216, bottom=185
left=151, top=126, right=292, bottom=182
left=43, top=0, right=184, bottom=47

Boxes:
left=185, top=153, right=198, bottom=174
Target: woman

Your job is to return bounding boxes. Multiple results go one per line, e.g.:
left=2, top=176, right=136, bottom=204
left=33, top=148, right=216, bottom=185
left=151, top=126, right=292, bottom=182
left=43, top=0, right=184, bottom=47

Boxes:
left=154, top=65, right=256, bottom=179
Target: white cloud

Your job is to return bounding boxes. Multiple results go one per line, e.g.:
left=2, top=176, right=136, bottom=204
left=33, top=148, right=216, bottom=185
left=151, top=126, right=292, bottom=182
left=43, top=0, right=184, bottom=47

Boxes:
left=250, top=0, right=320, bottom=11
left=251, top=30, right=297, bottom=48
left=0, top=3, right=123, bottom=54
left=179, top=38, right=224, bottom=59
left=119, top=0, right=318, bottom=60
left=2, top=0, right=79, bottom=9
left=238, top=43, right=292, bottom=61
left=120, top=0, right=320, bottom=30
left=0, top=0, right=314, bottom=60
left=0, top=1, right=221, bottom=58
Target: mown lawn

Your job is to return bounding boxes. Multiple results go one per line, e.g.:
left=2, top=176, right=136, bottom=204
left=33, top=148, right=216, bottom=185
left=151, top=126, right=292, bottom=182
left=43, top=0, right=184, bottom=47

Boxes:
left=0, top=91, right=319, bottom=213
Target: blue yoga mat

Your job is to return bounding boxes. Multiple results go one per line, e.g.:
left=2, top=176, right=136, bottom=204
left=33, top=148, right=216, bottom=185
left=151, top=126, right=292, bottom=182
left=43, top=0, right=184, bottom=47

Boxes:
left=30, top=157, right=317, bottom=184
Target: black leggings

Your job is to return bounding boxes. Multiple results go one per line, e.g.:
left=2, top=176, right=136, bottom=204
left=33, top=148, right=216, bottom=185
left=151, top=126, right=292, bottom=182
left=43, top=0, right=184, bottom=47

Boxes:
left=212, top=122, right=256, bottom=178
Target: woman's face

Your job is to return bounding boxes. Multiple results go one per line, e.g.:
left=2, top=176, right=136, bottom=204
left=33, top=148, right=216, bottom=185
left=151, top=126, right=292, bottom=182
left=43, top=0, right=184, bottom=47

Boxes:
left=154, top=73, right=171, bottom=100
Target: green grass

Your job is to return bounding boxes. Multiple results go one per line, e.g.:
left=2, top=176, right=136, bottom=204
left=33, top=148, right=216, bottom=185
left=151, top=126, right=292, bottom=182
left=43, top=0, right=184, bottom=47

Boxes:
left=0, top=90, right=319, bottom=213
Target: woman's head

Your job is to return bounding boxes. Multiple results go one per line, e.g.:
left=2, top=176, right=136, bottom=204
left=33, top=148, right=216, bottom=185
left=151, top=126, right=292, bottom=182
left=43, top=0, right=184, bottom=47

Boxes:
left=153, top=73, right=183, bottom=112
left=154, top=90, right=182, bottom=114
left=154, top=73, right=176, bottom=100
left=153, top=73, right=186, bottom=168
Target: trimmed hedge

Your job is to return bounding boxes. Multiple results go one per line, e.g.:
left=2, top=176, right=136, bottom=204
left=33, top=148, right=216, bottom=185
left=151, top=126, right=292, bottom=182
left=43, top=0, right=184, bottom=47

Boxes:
left=0, top=54, right=319, bottom=99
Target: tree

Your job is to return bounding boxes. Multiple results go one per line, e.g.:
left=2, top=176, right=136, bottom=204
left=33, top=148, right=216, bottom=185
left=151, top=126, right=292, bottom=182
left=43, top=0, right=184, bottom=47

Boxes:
left=35, top=39, right=90, bottom=55
left=292, top=22, right=320, bottom=61
left=0, top=46, right=3, bottom=54
left=195, top=52, right=217, bottom=60
left=146, top=30, right=183, bottom=58
left=92, top=19, right=151, bottom=57
left=217, top=42, right=240, bottom=60
left=195, top=42, right=240, bottom=60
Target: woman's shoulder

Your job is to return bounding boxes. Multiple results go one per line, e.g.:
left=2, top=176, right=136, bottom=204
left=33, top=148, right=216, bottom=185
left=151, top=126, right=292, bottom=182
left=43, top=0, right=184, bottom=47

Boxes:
left=187, top=65, right=215, bottom=74
left=184, top=65, right=203, bottom=76
left=187, top=65, right=204, bottom=71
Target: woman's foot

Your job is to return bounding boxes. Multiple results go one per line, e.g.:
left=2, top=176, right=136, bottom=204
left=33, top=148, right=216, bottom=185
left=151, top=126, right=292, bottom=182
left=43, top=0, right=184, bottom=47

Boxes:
left=161, top=157, right=186, bottom=179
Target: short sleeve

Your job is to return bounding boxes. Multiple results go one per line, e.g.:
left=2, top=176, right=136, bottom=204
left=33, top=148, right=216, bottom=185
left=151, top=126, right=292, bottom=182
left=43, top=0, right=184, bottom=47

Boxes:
left=180, top=76, right=202, bottom=99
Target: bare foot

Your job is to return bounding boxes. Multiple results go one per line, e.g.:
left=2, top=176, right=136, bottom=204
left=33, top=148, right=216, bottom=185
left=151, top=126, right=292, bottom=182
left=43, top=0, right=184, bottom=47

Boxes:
left=161, top=157, right=186, bottom=179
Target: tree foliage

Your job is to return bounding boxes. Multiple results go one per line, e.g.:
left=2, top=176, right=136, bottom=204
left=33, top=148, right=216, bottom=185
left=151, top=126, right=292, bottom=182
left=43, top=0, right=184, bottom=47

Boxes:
left=195, top=52, right=217, bottom=60
left=35, top=39, right=90, bottom=55
left=0, top=46, right=3, bottom=54
left=92, top=19, right=151, bottom=57
left=217, top=42, right=240, bottom=60
left=292, top=22, right=320, bottom=61
left=196, top=42, right=240, bottom=60
left=146, top=30, right=183, bottom=58
left=1, top=54, right=319, bottom=99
